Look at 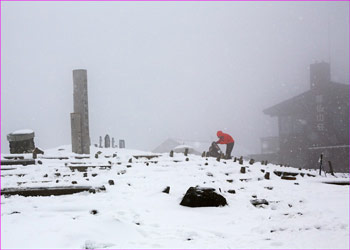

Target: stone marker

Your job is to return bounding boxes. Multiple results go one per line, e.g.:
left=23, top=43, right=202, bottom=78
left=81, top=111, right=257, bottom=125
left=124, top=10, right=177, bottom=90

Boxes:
left=104, top=134, right=110, bottom=148
left=7, top=130, right=35, bottom=154
left=99, top=136, right=102, bottom=148
left=119, top=140, right=125, bottom=148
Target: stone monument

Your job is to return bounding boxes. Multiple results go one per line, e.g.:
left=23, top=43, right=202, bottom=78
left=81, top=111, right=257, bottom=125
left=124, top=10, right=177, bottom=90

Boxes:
left=70, top=69, right=90, bottom=154
left=104, top=134, right=110, bottom=148
left=7, top=129, right=35, bottom=154
left=119, top=139, right=125, bottom=149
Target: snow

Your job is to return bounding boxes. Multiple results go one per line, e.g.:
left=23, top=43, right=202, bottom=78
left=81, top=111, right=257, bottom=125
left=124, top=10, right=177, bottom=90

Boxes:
left=11, top=129, right=34, bottom=135
left=1, top=146, right=349, bottom=249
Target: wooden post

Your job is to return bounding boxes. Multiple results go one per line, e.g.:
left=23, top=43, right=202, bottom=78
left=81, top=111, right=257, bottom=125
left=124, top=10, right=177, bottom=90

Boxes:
left=328, top=161, right=335, bottom=176
left=319, top=154, right=323, bottom=176
left=184, top=148, right=189, bottom=156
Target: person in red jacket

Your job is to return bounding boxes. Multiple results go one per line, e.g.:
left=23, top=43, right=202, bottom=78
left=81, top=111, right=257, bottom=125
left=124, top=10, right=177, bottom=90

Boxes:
left=216, top=131, right=234, bottom=159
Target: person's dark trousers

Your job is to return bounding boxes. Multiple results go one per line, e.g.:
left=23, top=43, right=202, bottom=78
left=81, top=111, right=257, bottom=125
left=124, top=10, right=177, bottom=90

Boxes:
left=225, top=142, right=234, bottom=159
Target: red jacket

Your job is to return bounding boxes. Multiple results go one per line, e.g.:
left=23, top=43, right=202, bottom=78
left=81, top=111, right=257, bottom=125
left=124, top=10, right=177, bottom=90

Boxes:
left=216, top=131, right=234, bottom=144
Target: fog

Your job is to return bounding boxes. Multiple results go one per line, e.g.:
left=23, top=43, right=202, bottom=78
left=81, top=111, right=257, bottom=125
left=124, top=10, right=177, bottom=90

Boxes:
left=1, top=2, right=349, bottom=155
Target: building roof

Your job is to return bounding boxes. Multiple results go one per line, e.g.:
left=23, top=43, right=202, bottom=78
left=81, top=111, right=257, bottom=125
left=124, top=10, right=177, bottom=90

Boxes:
left=263, top=82, right=349, bottom=117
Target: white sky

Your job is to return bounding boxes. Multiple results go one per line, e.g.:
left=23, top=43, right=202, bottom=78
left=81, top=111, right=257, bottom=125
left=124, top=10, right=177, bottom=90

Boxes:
left=1, top=1, right=349, bottom=155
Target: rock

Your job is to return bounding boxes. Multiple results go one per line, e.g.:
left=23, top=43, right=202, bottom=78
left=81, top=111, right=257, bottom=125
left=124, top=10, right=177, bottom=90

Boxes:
left=83, top=173, right=88, bottom=177
left=118, top=170, right=126, bottom=175
left=126, top=165, right=132, bottom=168
left=201, top=151, right=206, bottom=157
left=128, top=158, right=132, bottom=163
left=180, top=187, right=228, bottom=207
left=92, top=173, right=98, bottom=177
left=249, top=159, right=255, bottom=165
left=206, top=172, right=214, bottom=177
left=264, top=172, right=270, bottom=180
left=250, top=199, right=269, bottom=207
left=185, top=158, right=189, bottom=161
left=240, top=167, right=246, bottom=174
left=228, top=189, right=236, bottom=194
left=43, top=174, right=48, bottom=178
left=226, top=179, right=233, bottom=183
left=265, top=186, right=273, bottom=190
left=170, top=150, right=174, bottom=157
left=261, top=169, right=265, bottom=173
left=90, top=209, right=98, bottom=215
left=162, top=186, right=170, bottom=194
left=274, top=171, right=282, bottom=177
left=108, top=180, right=115, bottom=185
left=72, top=181, right=77, bottom=184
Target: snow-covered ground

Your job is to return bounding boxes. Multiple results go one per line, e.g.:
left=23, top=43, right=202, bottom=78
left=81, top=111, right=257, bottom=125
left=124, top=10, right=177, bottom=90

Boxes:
left=1, top=145, right=349, bottom=249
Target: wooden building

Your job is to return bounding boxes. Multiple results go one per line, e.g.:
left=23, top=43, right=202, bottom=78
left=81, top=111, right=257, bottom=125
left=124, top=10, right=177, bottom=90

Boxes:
left=263, top=62, right=349, bottom=172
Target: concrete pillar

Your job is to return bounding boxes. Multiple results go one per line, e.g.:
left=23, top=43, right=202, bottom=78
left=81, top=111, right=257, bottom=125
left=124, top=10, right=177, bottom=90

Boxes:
left=71, top=69, right=90, bottom=154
